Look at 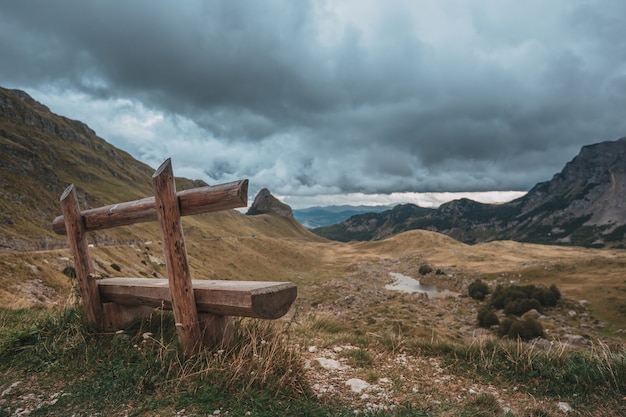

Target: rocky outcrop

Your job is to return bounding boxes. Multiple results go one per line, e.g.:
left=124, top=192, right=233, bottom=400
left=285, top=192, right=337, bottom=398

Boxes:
left=246, top=188, right=294, bottom=219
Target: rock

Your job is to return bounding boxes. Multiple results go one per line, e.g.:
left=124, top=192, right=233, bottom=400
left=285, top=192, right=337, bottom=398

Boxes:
left=563, top=334, right=590, bottom=347
left=568, top=310, right=577, bottom=318
left=557, top=401, right=573, bottom=413
left=579, top=300, right=590, bottom=308
left=521, top=309, right=541, bottom=320
left=533, top=338, right=553, bottom=351
left=1, top=381, right=21, bottom=397
left=308, top=346, right=317, bottom=353
left=315, top=357, right=344, bottom=370
left=246, top=188, right=294, bottom=219
left=346, top=378, right=370, bottom=393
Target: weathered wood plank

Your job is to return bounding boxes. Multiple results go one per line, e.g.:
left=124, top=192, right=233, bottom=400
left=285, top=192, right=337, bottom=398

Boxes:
left=60, top=184, right=104, bottom=329
left=52, top=179, right=248, bottom=235
left=102, top=302, right=154, bottom=329
left=153, top=159, right=202, bottom=356
left=199, top=313, right=234, bottom=348
left=97, top=278, right=297, bottom=319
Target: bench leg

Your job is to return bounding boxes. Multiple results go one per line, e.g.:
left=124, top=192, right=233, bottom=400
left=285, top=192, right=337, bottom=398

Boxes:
left=102, top=302, right=155, bottom=330
left=199, top=313, right=233, bottom=348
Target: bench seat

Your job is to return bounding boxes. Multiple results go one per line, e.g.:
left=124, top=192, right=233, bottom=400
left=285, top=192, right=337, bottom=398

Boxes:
left=98, top=278, right=297, bottom=320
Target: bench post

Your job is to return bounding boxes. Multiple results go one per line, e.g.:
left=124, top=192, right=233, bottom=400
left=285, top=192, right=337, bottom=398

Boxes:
left=152, top=159, right=203, bottom=356
left=60, top=184, right=104, bottom=330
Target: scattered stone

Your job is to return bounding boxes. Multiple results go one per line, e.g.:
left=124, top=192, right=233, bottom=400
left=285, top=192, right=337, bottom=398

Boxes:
left=521, top=309, right=541, bottom=320
left=148, top=255, right=164, bottom=265
left=557, top=401, right=572, bottom=413
left=308, top=346, right=317, bottom=353
left=533, top=338, right=553, bottom=351
left=346, top=378, right=370, bottom=393
left=567, top=310, right=577, bottom=318
left=2, top=381, right=21, bottom=397
left=315, top=357, right=344, bottom=370
left=563, top=334, right=590, bottom=347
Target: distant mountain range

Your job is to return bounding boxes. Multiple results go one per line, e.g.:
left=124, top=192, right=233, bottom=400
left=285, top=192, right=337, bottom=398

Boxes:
left=313, top=137, right=626, bottom=248
left=292, top=205, right=393, bottom=228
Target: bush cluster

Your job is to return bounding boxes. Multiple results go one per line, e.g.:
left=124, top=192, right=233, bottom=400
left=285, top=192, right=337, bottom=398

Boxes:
left=477, top=306, right=499, bottom=328
left=468, top=279, right=489, bottom=301
left=418, top=264, right=433, bottom=275
left=491, top=283, right=561, bottom=315
left=499, top=316, right=544, bottom=340
left=470, top=280, right=562, bottom=341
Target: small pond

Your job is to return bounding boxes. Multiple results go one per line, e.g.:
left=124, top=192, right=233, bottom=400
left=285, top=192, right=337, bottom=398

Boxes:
left=385, top=272, right=457, bottom=298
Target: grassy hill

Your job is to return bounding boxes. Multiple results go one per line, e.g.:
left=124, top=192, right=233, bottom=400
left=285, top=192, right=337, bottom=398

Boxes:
left=0, top=87, right=210, bottom=250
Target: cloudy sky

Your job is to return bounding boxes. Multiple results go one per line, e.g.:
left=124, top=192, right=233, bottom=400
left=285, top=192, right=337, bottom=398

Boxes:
left=2, top=1, right=625, bottom=208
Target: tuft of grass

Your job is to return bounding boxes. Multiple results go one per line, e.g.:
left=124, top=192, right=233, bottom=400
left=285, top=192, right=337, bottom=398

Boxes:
left=461, top=392, right=502, bottom=417
left=338, top=347, right=374, bottom=368
left=0, top=307, right=342, bottom=416
left=407, top=336, right=626, bottom=414
left=307, top=313, right=350, bottom=335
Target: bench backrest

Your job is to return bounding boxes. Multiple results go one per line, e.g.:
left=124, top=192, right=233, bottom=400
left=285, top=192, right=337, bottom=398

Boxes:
left=54, top=159, right=248, bottom=353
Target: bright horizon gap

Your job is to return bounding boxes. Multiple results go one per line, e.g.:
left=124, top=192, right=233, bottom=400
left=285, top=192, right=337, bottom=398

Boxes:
left=276, top=191, right=528, bottom=210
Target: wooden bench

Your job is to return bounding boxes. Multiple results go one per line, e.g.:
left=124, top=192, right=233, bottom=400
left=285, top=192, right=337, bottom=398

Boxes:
left=53, top=158, right=297, bottom=356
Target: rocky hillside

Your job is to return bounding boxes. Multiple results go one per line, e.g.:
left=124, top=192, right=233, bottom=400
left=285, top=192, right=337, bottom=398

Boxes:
left=0, top=87, right=209, bottom=251
left=314, top=137, right=626, bottom=248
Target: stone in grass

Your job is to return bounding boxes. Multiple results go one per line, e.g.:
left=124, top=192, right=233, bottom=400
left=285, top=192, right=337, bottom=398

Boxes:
left=346, top=378, right=370, bottom=393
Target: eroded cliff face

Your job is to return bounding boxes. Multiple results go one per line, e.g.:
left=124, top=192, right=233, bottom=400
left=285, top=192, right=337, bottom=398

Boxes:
left=505, top=138, right=626, bottom=245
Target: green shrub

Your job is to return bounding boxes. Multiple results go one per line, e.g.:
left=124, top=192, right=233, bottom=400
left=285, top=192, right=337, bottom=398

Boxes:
left=468, top=279, right=490, bottom=301
left=418, top=264, right=433, bottom=275
left=532, top=287, right=557, bottom=307
left=503, top=298, right=542, bottom=316
left=491, top=283, right=561, bottom=310
left=549, top=284, right=561, bottom=301
left=110, top=263, right=122, bottom=272
left=477, top=307, right=499, bottom=328
left=499, top=316, right=543, bottom=340
left=491, top=284, right=533, bottom=309
left=62, top=265, right=76, bottom=278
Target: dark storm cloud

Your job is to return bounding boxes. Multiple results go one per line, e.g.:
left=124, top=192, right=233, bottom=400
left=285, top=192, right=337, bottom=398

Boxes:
left=1, top=0, right=626, bottom=198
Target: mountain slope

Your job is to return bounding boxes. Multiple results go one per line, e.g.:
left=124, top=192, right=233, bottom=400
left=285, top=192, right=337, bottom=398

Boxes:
left=0, top=87, right=161, bottom=250
left=314, top=137, right=626, bottom=248
left=0, top=87, right=312, bottom=251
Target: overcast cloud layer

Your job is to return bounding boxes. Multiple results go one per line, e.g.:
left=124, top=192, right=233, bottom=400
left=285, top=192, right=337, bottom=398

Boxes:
left=1, top=1, right=625, bottom=207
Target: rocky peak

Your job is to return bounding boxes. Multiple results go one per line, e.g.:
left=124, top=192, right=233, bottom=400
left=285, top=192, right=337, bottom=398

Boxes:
left=246, top=188, right=294, bottom=219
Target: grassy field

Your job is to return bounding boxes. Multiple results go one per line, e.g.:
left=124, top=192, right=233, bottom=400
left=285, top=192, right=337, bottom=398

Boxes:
left=1, top=220, right=626, bottom=416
